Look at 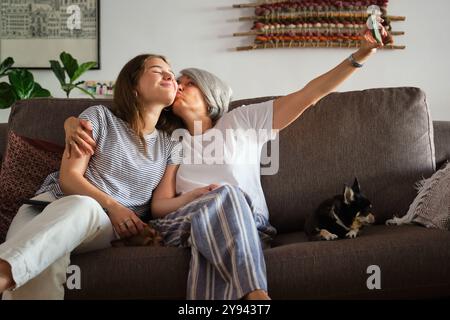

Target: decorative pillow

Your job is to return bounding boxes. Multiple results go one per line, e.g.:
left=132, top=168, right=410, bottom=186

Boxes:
left=0, top=131, right=63, bottom=243
left=386, top=161, right=450, bottom=230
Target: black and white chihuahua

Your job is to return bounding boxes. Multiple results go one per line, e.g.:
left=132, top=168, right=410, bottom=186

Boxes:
left=305, top=178, right=375, bottom=241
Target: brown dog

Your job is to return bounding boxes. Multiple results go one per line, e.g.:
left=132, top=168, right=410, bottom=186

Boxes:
left=111, top=224, right=163, bottom=247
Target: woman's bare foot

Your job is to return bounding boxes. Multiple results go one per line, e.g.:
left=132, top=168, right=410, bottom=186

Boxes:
left=243, top=289, right=271, bottom=300
left=0, top=259, right=14, bottom=293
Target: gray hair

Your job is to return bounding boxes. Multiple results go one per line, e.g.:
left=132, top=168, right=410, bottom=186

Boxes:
left=180, top=68, right=233, bottom=121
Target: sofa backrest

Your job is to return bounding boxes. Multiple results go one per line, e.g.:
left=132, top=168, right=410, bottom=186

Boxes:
left=256, top=87, right=436, bottom=232
left=434, top=121, right=450, bottom=169
left=2, top=88, right=439, bottom=233
left=7, top=98, right=113, bottom=146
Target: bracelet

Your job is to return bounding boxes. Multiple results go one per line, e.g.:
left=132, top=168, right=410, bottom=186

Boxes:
left=348, top=54, right=364, bottom=68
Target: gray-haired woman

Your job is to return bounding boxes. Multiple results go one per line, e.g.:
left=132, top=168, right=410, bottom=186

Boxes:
left=64, top=28, right=386, bottom=300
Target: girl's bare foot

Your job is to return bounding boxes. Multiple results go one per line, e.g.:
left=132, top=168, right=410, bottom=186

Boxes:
left=0, top=259, right=14, bottom=293
left=243, top=289, right=271, bottom=300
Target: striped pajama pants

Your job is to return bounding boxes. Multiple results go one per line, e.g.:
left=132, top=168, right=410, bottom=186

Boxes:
left=150, top=184, right=276, bottom=300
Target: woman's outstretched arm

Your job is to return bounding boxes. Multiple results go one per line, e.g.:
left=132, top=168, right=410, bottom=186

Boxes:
left=273, top=28, right=386, bottom=131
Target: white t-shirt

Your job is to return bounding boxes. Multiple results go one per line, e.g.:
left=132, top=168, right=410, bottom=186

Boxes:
left=175, top=100, right=276, bottom=218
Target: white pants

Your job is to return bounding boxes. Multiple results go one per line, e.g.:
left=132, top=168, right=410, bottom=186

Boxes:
left=0, top=192, right=117, bottom=300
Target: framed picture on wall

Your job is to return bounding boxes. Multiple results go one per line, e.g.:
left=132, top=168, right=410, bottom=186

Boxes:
left=0, top=0, right=100, bottom=69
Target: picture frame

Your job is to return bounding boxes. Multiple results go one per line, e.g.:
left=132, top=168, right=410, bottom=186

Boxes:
left=0, top=0, right=100, bottom=69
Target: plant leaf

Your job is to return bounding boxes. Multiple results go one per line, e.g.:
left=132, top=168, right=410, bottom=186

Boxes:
left=30, top=83, right=52, bottom=98
left=50, top=60, right=66, bottom=86
left=0, top=82, right=17, bottom=109
left=8, top=69, right=35, bottom=99
left=71, top=61, right=96, bottom=82
left=60, top=52, right=78, bottom=81
left=76, top=85, right=96, bottom=99
left=62, top=84, right=76, bottom=91
left=0, top=57, right=14, bottom=79
left=62, top=83, right=76, bottom=97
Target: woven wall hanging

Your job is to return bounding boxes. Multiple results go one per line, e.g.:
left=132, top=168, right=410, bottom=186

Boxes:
left=233, top=0, right=406, bottom=51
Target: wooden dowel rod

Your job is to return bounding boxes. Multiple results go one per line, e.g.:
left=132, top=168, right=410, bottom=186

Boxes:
left=236, top=46, right=258, bottom=51
left=239, top=14, right=406, bottom=21
left=233, top=1, right=389, bottom=8
left=236, top=42, right=406, bottom=50
left=233, top=3, right=259, bottom=8
left=233, top=30, right=405, bottom=36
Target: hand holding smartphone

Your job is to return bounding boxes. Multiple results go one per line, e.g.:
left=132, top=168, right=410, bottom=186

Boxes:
left=366, top=8, right=393, bottom=46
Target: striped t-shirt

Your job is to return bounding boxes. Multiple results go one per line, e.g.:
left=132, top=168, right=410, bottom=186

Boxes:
left=36, top=105, right=182, bottom=218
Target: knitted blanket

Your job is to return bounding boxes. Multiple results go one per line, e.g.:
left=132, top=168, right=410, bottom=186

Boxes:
left=386, top=162, right=450, bottom=230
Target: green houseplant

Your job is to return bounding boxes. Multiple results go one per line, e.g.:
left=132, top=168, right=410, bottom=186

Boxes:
left=0, top=57, right=52, bottom=109
left=50, top=52, right=97, bottom=98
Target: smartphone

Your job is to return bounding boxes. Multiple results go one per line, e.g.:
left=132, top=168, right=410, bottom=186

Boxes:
left=22, top=199, right=52, bottom=210
left=368, top=15, right=383, bottom=44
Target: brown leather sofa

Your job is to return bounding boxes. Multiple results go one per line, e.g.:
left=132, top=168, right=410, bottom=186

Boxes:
left=1, top=87, right=450, bottom=299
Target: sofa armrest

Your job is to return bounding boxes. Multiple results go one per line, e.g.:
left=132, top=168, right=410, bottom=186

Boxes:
left=434, top=121, right=450, bottom=169
left=0, top=123, right=7, bottom=165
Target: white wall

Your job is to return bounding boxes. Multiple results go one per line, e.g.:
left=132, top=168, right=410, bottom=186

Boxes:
left=1, top=0, right=450, bottom=123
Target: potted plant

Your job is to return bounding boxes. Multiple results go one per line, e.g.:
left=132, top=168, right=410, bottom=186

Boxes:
left=0, top=57, right=52, bottom=109
left=50, top=52, right=97, bottom=98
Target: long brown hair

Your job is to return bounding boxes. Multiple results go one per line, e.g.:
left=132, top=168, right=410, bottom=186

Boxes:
left=112, top=54, right=184, bottom=152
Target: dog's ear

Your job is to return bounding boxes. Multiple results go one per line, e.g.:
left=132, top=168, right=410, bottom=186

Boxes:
left=344, top=185, right=355, bottom=204
left=352, top=177, right=361, bottom=193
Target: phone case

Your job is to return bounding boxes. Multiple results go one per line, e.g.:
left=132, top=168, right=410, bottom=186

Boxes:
left=23, top=199, right=52, bottom=210
left=368, top=15, right=383, bottom=44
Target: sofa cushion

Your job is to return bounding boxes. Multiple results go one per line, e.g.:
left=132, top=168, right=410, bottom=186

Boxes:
left=0, top=131, right=63, bottom=243
left=434, top=121, right=450, bottom=169
left=66, top=225, right=450, bottom=299
left=66, top=246, right=191, bottom=300
left=264, top=225, right=450, bottom=299
left=8, top=98, right=113, bottom=145
left=257, top=87, right=436, bottom=232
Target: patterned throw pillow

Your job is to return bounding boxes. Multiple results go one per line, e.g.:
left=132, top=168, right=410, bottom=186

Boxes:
left=386, top=161, right=450, bottom=230
left=0, top=131, right=63, bottom=243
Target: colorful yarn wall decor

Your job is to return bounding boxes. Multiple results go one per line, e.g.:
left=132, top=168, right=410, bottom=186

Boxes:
left=233, top=0, right=406, bottom=51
